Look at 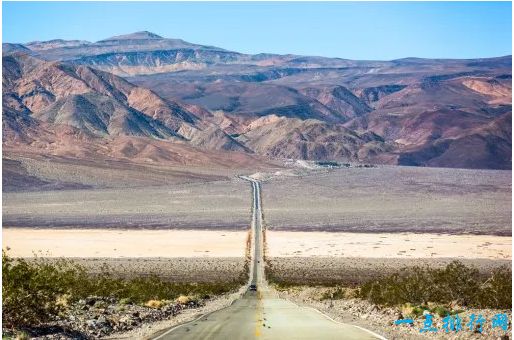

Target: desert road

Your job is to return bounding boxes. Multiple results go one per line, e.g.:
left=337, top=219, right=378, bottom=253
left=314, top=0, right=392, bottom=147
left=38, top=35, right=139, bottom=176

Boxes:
left=152, top=177, right=385, bottom=340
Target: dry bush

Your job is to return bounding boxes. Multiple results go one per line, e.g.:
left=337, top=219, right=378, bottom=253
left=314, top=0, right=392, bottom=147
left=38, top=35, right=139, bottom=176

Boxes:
left=145, top=299, right=165, bottom=308
left=358, top=261, right=511, bottom=309
left=175, top=295, right=191, bottom=304
left=2, top=251, right=244, bottom=329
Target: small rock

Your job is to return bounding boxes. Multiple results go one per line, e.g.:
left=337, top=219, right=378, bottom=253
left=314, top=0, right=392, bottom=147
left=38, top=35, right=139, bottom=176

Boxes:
left=97, top=315, right=107, bottom=324
left=86, top=319, right=97, bottom=328
left=85, top=297, right=97, bottom=306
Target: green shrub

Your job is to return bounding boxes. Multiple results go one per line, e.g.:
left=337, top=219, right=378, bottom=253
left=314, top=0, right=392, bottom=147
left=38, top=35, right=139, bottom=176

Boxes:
left=2, top=251, right=244, bottom=329
left=2, top=250, right=87, bottom=328
left=431, top=305, right=450, bottom=317
left=358, top=261, right=511, bottom=309
left=474, top=266, right=512, bottom=309
left=411, top=305, right=429, bottom=317
left=119, top=297, right=132, bottom=305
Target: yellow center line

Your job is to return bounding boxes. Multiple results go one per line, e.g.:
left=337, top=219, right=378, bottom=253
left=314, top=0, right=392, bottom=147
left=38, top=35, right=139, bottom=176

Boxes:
left=255, top=290, right=264, bottom=337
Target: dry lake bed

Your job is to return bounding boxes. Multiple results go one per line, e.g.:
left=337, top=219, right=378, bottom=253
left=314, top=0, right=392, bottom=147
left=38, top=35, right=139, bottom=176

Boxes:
left=3, top=229, right=248, bottom=258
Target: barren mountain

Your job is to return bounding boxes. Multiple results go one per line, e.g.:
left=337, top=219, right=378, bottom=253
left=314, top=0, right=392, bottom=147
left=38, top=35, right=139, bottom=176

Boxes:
left=9, top=31, right=244, bottom=76
left=3, top=52, right=247, bottom=155
left=238, top=115, right=392, bottom=162
left=3, top=32, right=512, bottom=170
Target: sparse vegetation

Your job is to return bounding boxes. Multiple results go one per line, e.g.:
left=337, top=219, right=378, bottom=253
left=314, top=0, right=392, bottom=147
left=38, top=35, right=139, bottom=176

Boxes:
left=266, top=257, right=381, bottom=287
left=320, top=287, right=358, bottom=300
left=263, top=167, right=511, bottom=235
left=315, top=161, right=340, bottom=167
left=268, top=259, right=511, bottom=310
left=245, top=230, right=252, bottom=260
left=358, top=261, right=511, bottom=309
left=4, top=178, right=251, bottom=230
left=399, top=303, right=463, bottom=318
left=2, top=251, right=244, bottom=329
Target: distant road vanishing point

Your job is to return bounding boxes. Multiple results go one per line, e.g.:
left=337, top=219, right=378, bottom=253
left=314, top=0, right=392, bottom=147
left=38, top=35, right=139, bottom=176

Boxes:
left=151, top=176, right=385, bottom=340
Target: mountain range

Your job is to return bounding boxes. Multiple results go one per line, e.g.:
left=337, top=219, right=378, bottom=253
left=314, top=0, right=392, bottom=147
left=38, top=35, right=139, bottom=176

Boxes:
left=3, top=31, right=512, bottom=170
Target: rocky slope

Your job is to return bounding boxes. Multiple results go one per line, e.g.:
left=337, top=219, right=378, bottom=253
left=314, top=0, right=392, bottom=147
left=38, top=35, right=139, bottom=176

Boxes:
left=238, top=115, right=392, bottom=162
left=2, top=53, right=250, bottom=162
left=3, top=32, right=512, bottom=169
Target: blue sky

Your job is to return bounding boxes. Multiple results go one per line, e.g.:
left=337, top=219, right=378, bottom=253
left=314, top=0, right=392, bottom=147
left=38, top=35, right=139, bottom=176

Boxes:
left=3, top=1, right=512, bottom=60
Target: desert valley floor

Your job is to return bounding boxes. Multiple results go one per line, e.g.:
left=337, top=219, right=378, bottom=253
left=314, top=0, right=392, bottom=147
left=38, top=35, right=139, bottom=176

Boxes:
left=2, top=160, right=512, bottom=339
left=4, top=164, right=511, bottom=266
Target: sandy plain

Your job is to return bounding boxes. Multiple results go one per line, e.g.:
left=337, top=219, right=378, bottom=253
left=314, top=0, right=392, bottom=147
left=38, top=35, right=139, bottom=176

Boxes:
left=267, top=231, right=511, bottom=260
left=3, top=228, right=248, bottom=258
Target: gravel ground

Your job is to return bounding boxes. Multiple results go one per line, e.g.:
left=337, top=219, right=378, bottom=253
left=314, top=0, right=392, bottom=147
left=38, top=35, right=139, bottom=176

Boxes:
left=104, top=284, right=249, bottom=339
left=267, top=257, right=511, bottom=286
left=3, top=152, right=276, bottom=192
left=262, top=166, right=511, bottom=235
left=3, top=178, right=252, bottom=230
left=59, top=257, right=248, bottom=283
left=3, top=155, right=233, bottom=192
left=276, top=286, right=512, bottom=339
left=2, top=286, right=248, bottom=340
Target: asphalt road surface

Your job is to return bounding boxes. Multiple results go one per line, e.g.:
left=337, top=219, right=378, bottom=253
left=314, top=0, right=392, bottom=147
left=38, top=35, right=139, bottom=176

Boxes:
left=152, top=177, right=385, bottom=340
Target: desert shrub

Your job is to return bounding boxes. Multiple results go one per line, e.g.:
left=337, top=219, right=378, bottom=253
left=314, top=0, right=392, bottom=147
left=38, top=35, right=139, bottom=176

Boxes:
left=410, top=305, right=429, bottom=317
left=14, top=330, right=30, bottom=340
left=2, top=251, right=243, bottom=329
left=144, top=299, right=165, bottom=309
left=431, top=305, right=450, bottom=317
left=2, top=250, right=87, bottom=328
left=320, top=287, right=358, bottom=300
left=175, top=295, right=191, bottom=304
left=431, top=261, right=480, bottom=304
left=119, top=297, right=132, bottom=305
left=265, top=261, right=343, bottom=288
left=358, top=261, right=511, bottom=309
left=79, top=274, right=241, bottom=303
left=474, top=266, right=512, bottom=309
left=321, top=287, right=346, bottom=300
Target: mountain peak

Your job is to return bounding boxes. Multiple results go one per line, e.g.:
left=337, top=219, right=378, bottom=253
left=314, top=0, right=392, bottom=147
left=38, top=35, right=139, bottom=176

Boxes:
left=101, top=31, right=163, bottom=41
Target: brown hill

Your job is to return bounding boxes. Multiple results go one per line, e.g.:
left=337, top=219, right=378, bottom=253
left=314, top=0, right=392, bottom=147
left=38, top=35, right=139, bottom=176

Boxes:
left=3, top=53, right=247, bottom=155
left=3, top=33, right=512, bottom=170
left=238, top=115, right=392, bottom=162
